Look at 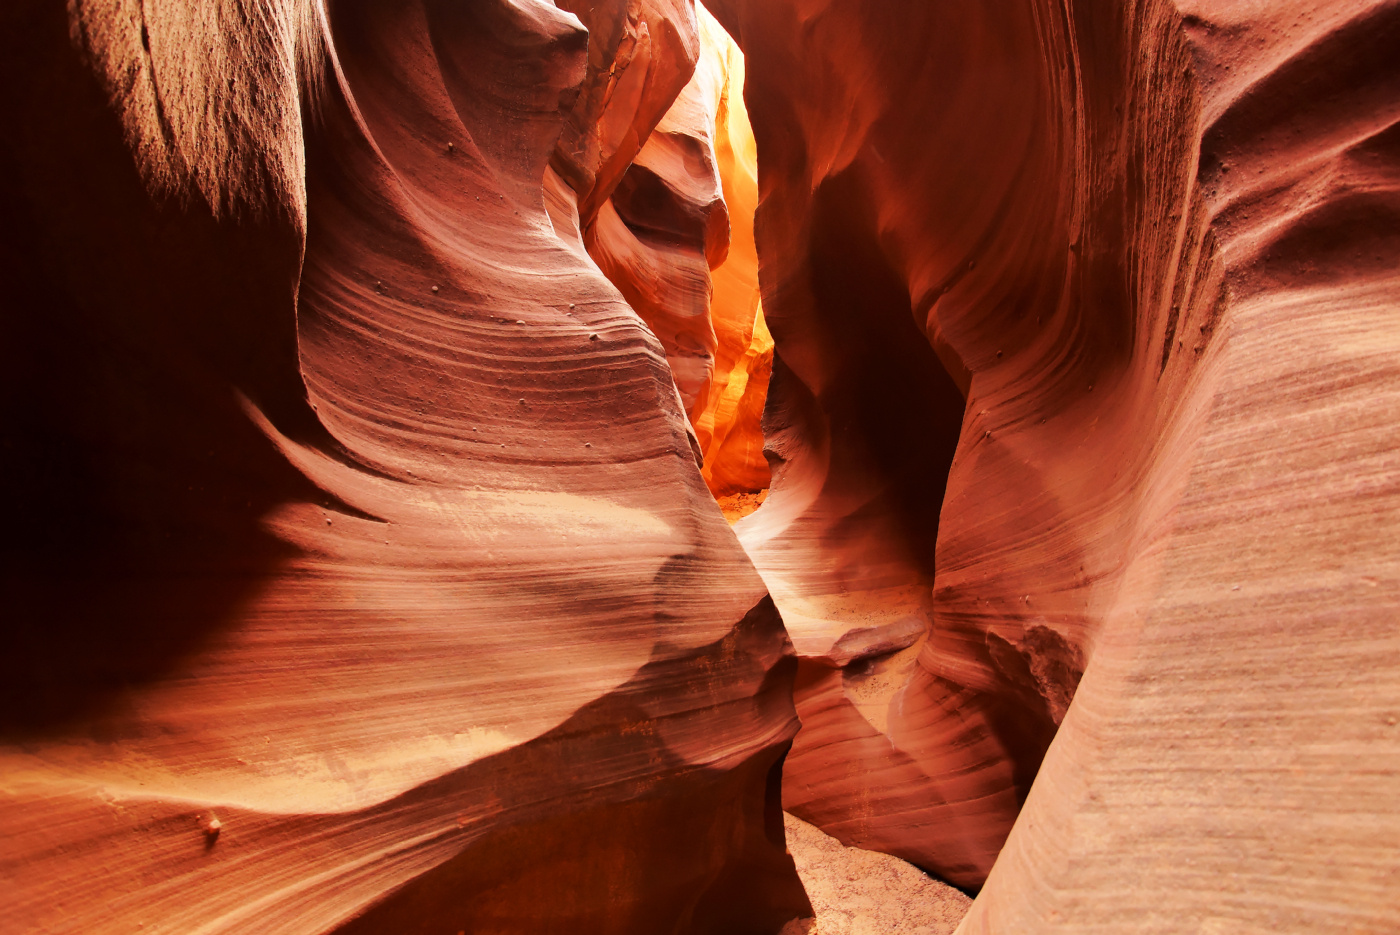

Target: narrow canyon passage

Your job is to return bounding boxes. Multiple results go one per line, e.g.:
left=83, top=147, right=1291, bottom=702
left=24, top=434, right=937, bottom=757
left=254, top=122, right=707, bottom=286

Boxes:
left=1, top=0, right=1397, bottom=934
left=578, top=6, right=983, bottom=915
left=581, top=4, right=775, bottom=512
left=607, top=0, right=1078, bottom=894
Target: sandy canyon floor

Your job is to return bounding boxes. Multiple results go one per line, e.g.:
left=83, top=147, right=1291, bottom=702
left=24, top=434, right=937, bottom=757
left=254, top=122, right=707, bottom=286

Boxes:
left=782, top=814, right=971, bottom=935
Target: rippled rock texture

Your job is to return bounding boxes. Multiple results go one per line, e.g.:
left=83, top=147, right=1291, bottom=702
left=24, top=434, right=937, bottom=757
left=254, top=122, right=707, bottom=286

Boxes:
left=4, top=0, right=1398, bottom=931
left=0, top=1, right=809, bottom=932
left=585, top=2, right=772, bottom=495
left=708, top=0, right=1400, bottom=925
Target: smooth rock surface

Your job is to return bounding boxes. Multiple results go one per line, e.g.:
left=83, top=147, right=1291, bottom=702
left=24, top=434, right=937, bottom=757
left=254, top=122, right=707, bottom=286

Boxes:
left=707, top=0, right=1400, bottom=923
left=0, top=1, right=810, bottom=932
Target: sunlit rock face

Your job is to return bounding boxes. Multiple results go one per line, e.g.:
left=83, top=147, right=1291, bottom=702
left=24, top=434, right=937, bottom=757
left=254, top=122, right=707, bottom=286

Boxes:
left=707, top=0, right=1400, bottom=921
left=583, top=9, right=730, bottom=418
left=584, top=4, right=772, bottom=498
left=551, top=0, right=701, bottom=226
left=0, top=1, right=810, bottom=933
left=693, top=8, right=772, bottom=499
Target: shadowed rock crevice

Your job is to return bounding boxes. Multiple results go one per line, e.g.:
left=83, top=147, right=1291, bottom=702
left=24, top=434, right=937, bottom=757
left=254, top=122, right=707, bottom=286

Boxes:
left=0, top=0, right=329, bottom=741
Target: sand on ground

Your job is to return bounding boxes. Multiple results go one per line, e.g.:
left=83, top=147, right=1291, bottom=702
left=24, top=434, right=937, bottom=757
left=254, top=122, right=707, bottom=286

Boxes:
left=780, top=812, right=972, bottom=935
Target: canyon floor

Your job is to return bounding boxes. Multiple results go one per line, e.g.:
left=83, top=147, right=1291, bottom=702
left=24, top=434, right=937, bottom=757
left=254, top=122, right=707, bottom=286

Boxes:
left=782, top=814, right=971, bottom=935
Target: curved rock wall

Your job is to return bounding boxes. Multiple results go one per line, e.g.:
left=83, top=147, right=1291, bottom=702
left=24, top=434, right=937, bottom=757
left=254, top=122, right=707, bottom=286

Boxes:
left=707, top=0, right=1400, bottom=921
left=691, top=6, right=772, bottom=498
left=584, top=4, right=772, bottom=497
left=551, top=0, right=700, bottom=226
left=706, top=0, right=1125, bottom=886
left=683, top=5, right=772, bottom=495
left=5, top=0, right=1396, bottom=929
left=963, top=2, right=1400, bottom=929
left=0, top=1, right=810, bottom=932
left=583, top=16, right=730, bottom=417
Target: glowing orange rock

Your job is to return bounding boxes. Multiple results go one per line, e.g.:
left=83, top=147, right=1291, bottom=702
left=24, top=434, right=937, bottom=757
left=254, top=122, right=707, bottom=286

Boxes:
left=585, top=5, right=771, bottom=495
left=584, top=5, right=728, bottom=422
left=694, top=7, right=772, bottom=498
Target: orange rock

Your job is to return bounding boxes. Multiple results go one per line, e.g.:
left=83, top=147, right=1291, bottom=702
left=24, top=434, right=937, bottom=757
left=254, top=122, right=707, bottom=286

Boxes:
left=709, top=0, right=1400, bottom=921
left=584, top=5, right=771, bottom=496
left=695, top=6, right=772, bottom=497
left=7, top=0, right=1396, bottom=930
left=585, top=4, right=726, bottom=421
left=0, top=1, right=808, bottom=932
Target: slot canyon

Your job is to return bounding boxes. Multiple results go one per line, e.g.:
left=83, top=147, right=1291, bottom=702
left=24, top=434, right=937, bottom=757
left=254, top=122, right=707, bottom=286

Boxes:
left=1, top=0, right=1397, bottom=932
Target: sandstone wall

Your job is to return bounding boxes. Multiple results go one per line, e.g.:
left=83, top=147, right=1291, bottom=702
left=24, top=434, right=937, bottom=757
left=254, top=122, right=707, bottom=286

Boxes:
left=0, top=1, right=809, bottom=932
left=706, top=0, right=1400, bottom=924
left=585, top=3, right=772, bottom=496
left=3, top=0, right=1396, bottom=930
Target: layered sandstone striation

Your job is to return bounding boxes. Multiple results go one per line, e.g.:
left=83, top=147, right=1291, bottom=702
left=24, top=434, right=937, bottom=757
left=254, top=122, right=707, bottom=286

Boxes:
left=4, top=0, right=1397, bottom=930
left=584, top=3, right=772, bottom=495
left=582, top=7, right=730, bottom=418
left=0, top=1, right=809, bottom=933
left=707, top=0, right=1400, bottom=925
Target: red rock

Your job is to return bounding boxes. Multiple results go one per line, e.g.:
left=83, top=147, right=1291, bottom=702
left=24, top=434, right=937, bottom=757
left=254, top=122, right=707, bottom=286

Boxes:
left=583, top=42, right=730, bottom=416
left=0, top=1, right=808, bottom=932
left=6, top=0, right=1398, bottom=929
left=709, top=0, right=1400, bottom=920
left=553, top=0, right=702, bottom=227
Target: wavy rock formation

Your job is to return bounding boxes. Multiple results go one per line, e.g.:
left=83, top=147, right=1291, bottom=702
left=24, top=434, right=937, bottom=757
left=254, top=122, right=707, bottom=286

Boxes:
left=5, top=0, right=1397, bottom=930
left=0, top=1, right=810, bottom=932
left=583, top=15, right=730, bottom=417
left=584, top=1, right=773, bottom=503
left=551, top=0, right=700, bottom=228
left=544, top=0, right=776, bottom=512
left=962, top=2, right=1400, bottom=930
left=690, top=7, right=772, bottom=498
left=706, top=0, right=1400, bottom=922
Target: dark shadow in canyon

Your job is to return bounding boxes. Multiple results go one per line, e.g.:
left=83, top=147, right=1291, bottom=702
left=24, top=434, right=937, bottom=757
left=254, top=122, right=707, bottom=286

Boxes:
left=0, top=2, right=324, bottom=741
